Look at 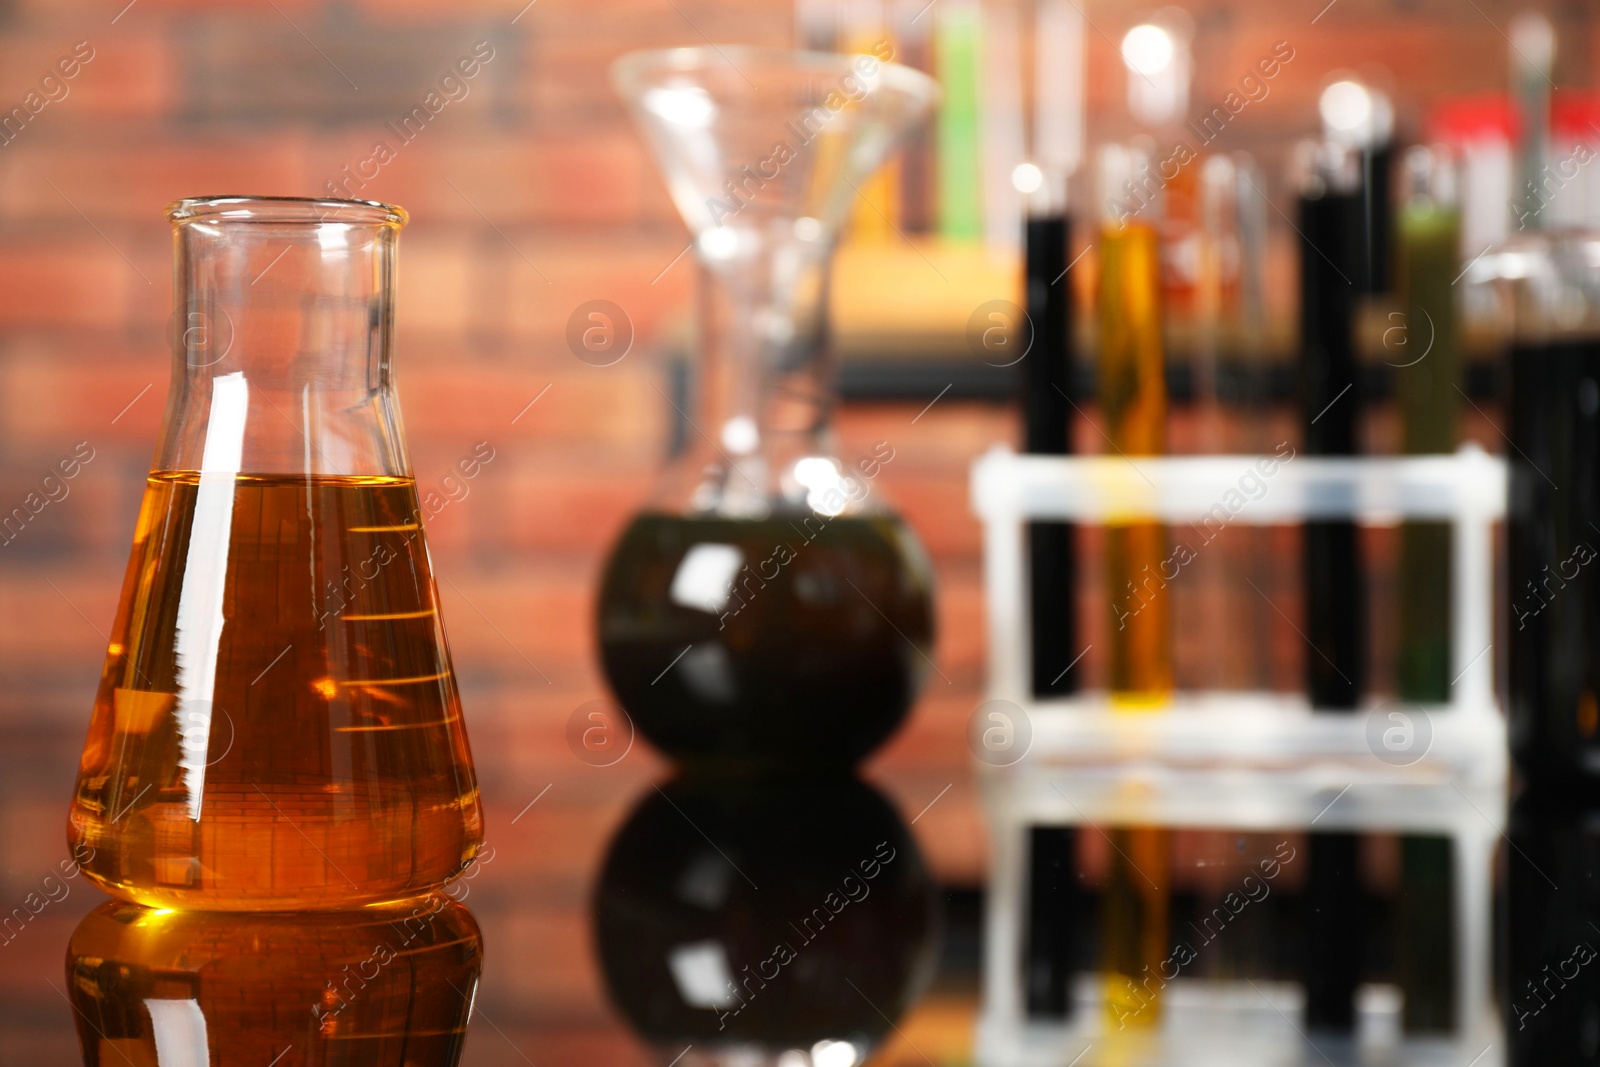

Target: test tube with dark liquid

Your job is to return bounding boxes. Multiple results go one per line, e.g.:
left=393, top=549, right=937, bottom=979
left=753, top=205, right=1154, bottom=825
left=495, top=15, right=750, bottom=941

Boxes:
left=1296, top=140, right=1366, bottom=1033
left=1395, top=144, right=1463, bottom=1034
left=1499, top=231, right=1600, bottom=788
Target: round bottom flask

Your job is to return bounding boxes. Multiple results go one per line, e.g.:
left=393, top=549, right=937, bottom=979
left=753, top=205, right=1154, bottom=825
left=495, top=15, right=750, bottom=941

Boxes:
left=599, top=47, right=941, bottom=768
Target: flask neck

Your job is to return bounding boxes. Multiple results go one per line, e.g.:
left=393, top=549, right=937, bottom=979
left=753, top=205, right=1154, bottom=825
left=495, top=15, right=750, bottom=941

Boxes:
left=157, top=198, right=408, bottom=479
left=1491, top=230, right=1600, bottom=346
left=685, top=231, right=837, bottom=516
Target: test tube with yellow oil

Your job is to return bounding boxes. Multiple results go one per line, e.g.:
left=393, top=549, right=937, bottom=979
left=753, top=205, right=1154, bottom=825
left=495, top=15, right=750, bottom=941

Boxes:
left=1095, top=143, right=1173, bottom=1032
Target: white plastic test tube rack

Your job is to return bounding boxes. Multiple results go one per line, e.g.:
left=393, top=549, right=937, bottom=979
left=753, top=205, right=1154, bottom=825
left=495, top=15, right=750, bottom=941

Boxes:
left=969, top=445, right=1509, bottom=1067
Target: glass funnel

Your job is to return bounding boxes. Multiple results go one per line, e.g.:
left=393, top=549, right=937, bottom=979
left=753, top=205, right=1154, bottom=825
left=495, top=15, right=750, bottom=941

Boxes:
left=67, top=196, right=482, bottom=909
left=67, top=898, right=481, bottom=1064
left=599, top=47, right=940, bottom=768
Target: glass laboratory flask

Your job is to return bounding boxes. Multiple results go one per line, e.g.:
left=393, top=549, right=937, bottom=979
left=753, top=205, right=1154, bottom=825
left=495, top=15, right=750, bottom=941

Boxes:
left=598, top=48, right=940, bottom=768
left=67, top=898, right=481, bottom=1065
left=1485, top=230, right=1600, bottom=794
left=67, top=196, right=483, bottom=909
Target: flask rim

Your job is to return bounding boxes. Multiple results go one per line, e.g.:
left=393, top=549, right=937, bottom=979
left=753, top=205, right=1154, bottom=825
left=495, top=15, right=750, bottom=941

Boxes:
left=610, top=45, right=940, bottom=108
left=164, top=195, right=407, bottom=228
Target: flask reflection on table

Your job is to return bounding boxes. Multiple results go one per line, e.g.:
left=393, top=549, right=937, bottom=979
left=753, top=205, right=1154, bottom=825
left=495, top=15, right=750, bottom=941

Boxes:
left=1506, top=792, right=1600, bottom=1066
left=66, top=896, right=482, bottom=1066
left=593, top=774, right=940, bottom=1066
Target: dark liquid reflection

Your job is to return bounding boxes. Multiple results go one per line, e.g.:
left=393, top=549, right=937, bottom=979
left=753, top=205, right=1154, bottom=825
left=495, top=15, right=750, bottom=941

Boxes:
left=66, top=897, right=482, bottom=1066
left=1507, top=793, right=1600, bottom=1065
left=593, top=775, right=941, bottom=1066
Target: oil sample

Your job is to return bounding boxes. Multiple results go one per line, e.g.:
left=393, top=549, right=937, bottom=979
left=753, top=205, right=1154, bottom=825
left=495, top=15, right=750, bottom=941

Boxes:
left=67, top=897, right=481, bottom=1065
left=69, top=473, right=482, bottom=910
left=1508, top=335, right=1600, bottom=783
left=1395, top=146, right=1461, bottom=1034
left=597, top=511, right=935, bottom=767
left=1098, top=217, right=1172, bottom=703
left=1296, top=144, right=1366, bottom=1033
left=1094, top=144, right=1173, bottom=1029
left=1297, top=161, right=1365, bottom=710
left=1023, top=211, right=1080, bottom=699
left=1024, top=826, right=1082, bottom=1019
left=1100, top=825, right=1172, bottom=1030
left=1396, top=149, right=1460, bottom=706
left=1501, top=231, right=1600, bottom=788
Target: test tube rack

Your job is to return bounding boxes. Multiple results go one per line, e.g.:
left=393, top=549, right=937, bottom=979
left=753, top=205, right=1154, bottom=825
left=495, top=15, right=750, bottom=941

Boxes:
left=970, top=445, right=1508, bottom=1067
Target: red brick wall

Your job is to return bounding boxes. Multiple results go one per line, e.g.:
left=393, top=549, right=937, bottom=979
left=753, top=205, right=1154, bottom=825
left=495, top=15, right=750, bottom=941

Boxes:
left=0, top=1, right=1589, bottom=1063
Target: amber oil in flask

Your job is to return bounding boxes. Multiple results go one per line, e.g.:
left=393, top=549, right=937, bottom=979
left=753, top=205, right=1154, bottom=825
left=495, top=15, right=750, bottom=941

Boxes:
left=67, top=197, right=482, bottom=909
left=68, top=897, right=482, bottom=1064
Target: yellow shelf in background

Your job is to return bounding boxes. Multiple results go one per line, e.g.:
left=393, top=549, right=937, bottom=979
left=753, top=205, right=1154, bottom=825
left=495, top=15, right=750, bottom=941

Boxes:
left=832, top=239, right=1020, bottom=361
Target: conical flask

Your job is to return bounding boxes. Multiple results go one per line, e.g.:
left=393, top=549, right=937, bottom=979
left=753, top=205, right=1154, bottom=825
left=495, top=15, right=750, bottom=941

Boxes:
left=598, top=48, right=941, bottom=768
left=68, top=196, right=483, bottom=909
left=67, top=898, right=481, bottom=1065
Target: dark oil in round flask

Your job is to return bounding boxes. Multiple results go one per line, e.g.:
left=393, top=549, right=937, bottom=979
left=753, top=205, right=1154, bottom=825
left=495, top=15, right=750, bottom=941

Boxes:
left=598, top=510, right=935, bottom=767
